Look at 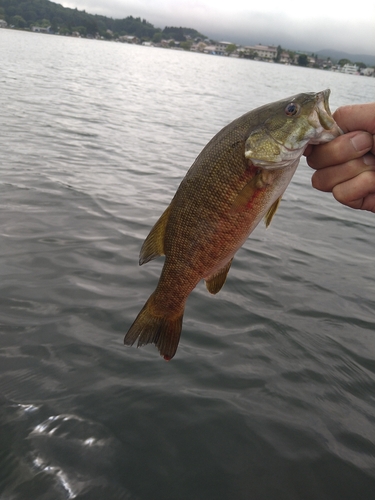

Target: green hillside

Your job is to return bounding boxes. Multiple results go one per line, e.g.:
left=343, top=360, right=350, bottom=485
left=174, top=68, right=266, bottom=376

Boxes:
left=0, top=0, right=206, bottom=40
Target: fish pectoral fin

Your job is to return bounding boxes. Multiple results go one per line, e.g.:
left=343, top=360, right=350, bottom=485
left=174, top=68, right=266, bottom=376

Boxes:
left=264, top=196, right=281, bottom=228
left=230, top=175, right=260, bottom=213
left=205, top=258, right=233, bottom=295
left=139, top=204, right=172, bottom=265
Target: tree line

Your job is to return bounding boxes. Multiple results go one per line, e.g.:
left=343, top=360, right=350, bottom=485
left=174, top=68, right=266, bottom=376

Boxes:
left=0, top=0, right=199, bottom=40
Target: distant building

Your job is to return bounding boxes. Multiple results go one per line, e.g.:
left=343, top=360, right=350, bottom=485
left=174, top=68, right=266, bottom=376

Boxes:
left=160, top=39, right=177, bottom=48
left=190, top=42, right=207, bottom=52
left=119, top=35, right=139, bottom=44
left=307, top=56, right=316, bottom=66
left=216, top=41, right=234, bottom=55
left=203, top=45, right=219, bottom=55
left=321, top=59, right=333, bottom=69
left=361, top=67, right=374, bottom=76
left=0, top=20, right=7, bottom=28
left=279, top=52, right=291, bottom=64
left=242, top=44, right=277, bottom=60
left=32, top=26, right=51, bottom=34
left=341, top=64, right=359, bottom=74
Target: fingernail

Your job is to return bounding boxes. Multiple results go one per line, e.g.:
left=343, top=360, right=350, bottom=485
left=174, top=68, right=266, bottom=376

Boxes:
left=363, top=154, right=375, bottom=166
left=350, top=132, right=372, bottom=152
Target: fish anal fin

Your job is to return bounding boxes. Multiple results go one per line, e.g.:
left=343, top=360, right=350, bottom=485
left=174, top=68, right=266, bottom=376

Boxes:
left=139, top=204, right=172, bottom=265
left=264, top=196, right=281, bottom=228
left=205, top=258, right=233, bottom=295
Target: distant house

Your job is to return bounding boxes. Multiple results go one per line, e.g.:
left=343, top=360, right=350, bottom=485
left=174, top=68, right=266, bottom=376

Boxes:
left=0, top=20, right=7, bottom=28
left=32, top=26, right=51, bottom=34
left=216, top=41, right=234, bottom=55
left=321, top=59, right=332, bottom=69
left=160, top=39, right=177, bottom=48
left=279, top=51, right=291, bottom=64
left=119, top=35, right=139, bottom=44
left=203, top=45, right=219, bottom=55
left=361, top=67, right=374, bottom=76
left=190, top=41, right=207, bottom=52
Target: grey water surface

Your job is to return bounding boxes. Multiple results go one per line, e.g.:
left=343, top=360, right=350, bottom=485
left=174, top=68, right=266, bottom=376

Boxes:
left=1, top=29, right=375, bottom=499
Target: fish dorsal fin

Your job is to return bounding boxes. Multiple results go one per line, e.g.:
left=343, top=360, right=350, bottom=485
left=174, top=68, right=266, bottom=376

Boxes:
left=205, top=258, right=233, bottom=295
left=264, top=197, right=281, bottom=228
left=230, top=173, right=262, bottom=213
left=139, top=205, right=172, bottom=265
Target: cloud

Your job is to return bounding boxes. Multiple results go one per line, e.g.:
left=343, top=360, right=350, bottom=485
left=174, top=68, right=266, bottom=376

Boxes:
left=61, top=0, right=374, bottom=56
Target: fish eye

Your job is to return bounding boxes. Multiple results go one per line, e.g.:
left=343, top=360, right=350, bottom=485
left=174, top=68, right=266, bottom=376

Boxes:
left=285, top=103, right=300, bottom=117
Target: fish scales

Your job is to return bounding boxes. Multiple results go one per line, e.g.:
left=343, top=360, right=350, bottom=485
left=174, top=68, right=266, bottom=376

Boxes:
left=125, top=90, right=342, bottom=360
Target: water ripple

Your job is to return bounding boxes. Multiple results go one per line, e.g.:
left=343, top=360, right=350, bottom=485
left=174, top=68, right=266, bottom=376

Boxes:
left=1, top=29, right=375, bottom=500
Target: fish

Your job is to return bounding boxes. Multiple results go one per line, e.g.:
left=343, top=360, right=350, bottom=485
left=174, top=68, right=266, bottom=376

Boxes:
left=124, top=89, right=342, bottom=360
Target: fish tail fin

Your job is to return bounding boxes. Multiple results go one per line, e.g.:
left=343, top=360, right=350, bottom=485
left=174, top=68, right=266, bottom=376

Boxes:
left=124, top=294, right=183, bottom=361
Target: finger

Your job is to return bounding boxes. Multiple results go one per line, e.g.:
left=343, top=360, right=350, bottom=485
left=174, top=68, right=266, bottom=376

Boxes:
left=332, top=170, right=375, bottom=212
left=306, top=131, right=373, bottom=170
left=333, top=103, right=375, bottom=135
left=360, top=193, right=375, bottom=212
left=356, top=193, right=375, bottom=212
left=311, top=153, right=375, bottom=192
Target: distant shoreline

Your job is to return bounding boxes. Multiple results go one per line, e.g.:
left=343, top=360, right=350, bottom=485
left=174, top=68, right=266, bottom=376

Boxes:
left=2, top=25, right=374, bottom=76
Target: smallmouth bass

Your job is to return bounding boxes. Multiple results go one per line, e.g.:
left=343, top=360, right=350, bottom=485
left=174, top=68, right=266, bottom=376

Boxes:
left=125, top=90, right=342, bottom=360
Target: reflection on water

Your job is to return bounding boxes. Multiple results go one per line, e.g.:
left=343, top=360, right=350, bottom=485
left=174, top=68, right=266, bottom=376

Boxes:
left=1, top=29, right=375, bottom=499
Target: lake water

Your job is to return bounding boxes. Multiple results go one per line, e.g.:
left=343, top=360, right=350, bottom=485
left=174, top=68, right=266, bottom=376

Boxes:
left=1, top=29, right=375, bottom=499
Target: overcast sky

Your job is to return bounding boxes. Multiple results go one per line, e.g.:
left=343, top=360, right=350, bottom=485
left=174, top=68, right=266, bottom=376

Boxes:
left=61, top=0, right=374, bottom=56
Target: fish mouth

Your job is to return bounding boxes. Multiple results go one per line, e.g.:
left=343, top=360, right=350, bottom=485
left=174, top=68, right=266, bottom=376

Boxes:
left=309, top=89, right=343, bottom=143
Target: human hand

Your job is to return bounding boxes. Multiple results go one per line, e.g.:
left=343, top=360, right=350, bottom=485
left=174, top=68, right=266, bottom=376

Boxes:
left=304, top=103, right=375, bottom=212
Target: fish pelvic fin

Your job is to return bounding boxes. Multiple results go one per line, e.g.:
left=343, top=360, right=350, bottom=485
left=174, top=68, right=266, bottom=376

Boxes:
left=205, top=258, right=233, bottom=295
left=139, top=204, right=172, bottom=265
left=124, top=294, right=183, bottom=361
left=264, top=196, right=282, bottom=228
